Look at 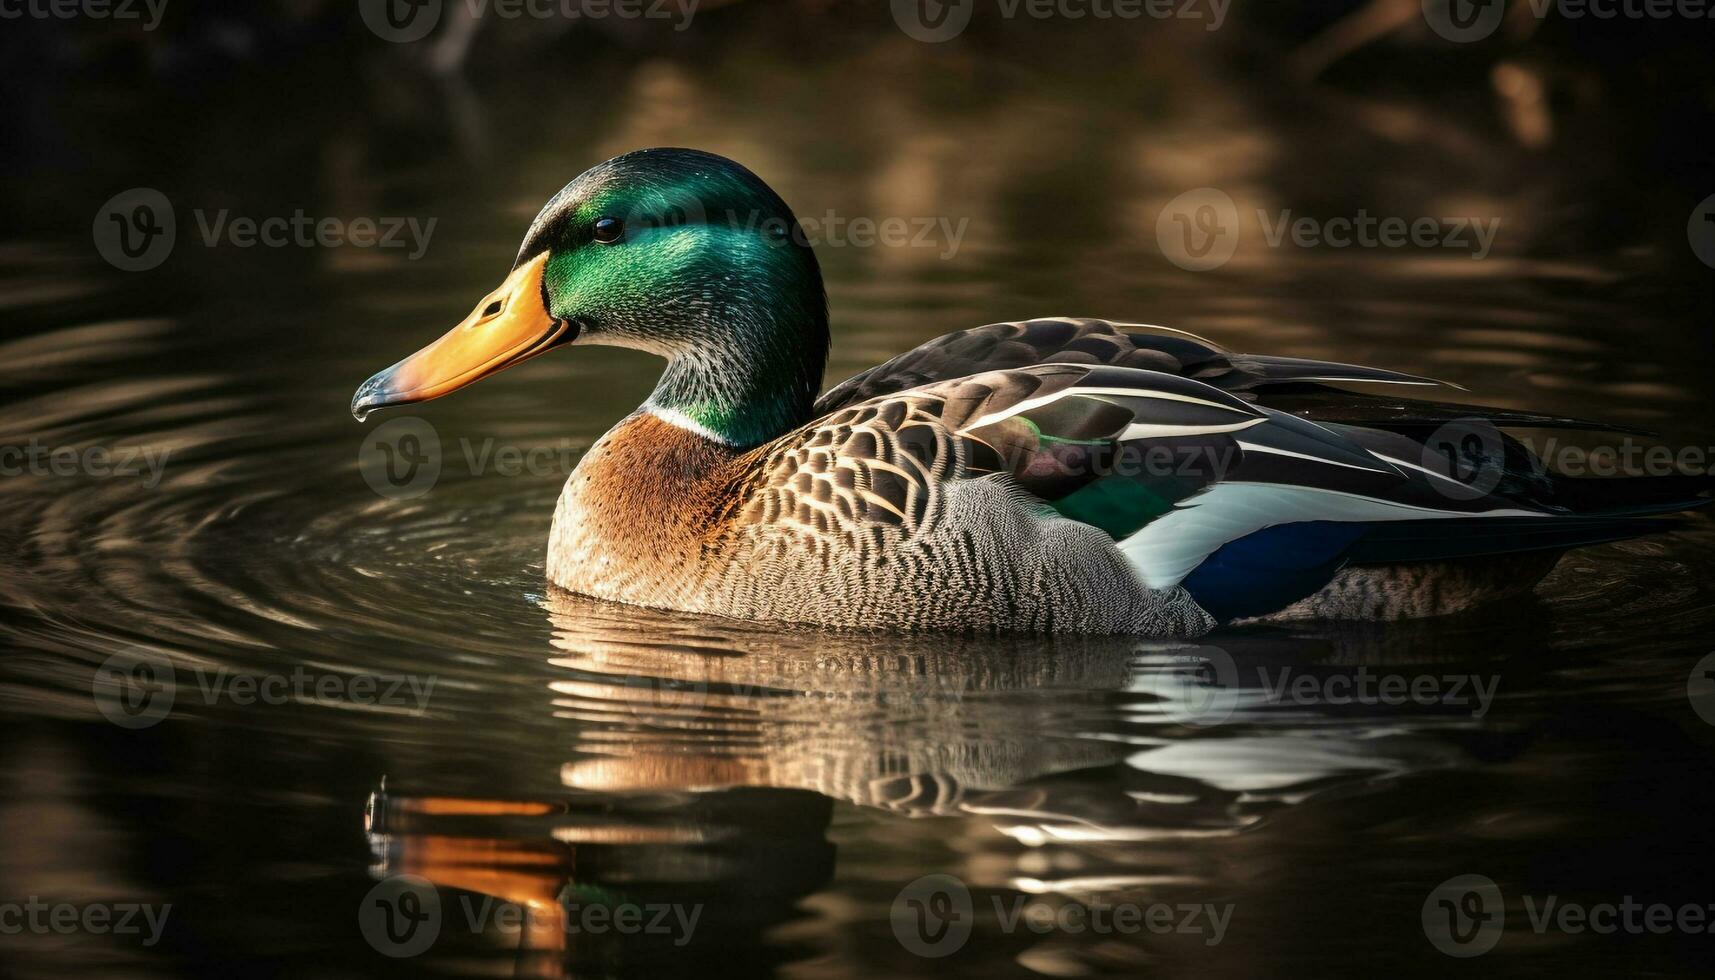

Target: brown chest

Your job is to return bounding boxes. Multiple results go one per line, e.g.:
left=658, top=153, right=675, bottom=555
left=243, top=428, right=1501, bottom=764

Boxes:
left=546, top=414, right=740, bottom=603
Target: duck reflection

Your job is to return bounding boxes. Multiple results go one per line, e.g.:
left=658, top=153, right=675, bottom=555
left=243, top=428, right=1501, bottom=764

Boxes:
left=367, top=590, right=1534, bottom=974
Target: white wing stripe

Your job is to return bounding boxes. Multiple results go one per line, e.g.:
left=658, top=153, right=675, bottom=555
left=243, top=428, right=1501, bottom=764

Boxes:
left=1117, top=483, right=1548, bottom=589
left=1370, top=452, right=1486, bottom=490
left=1258, top=375, right=1438, bottom=387
left=1106, top=321, right=1222, bottom=346
left=1123, top=418, right=1268, bottom=439
left=965, top=386, right=1250, bottom=432
left=1235, top=440, right=1396, bottom=475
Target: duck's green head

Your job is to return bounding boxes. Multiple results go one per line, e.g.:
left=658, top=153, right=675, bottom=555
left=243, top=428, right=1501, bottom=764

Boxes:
left=353, top=148, right=829, bottom=447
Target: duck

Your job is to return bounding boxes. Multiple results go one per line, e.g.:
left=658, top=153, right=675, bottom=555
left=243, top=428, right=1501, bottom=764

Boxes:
left=352, top=148, right=1706, bottom=635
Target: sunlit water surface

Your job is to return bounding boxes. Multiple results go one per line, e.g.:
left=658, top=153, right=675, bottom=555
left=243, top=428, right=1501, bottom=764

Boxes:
left=3, top=17, right=1715, bottom=979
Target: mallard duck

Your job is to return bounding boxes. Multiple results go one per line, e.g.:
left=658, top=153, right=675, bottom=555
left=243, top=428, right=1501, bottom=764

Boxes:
left=352, top=148, right=1705, bottom=635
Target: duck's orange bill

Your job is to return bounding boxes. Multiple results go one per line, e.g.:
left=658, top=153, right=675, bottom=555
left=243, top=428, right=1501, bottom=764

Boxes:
left=351, top=253, right=570, bottom=420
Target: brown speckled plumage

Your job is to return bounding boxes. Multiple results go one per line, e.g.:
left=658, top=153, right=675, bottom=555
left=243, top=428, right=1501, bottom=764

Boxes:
left=1246, top=552, right=1564, bottom=622
left=549, top=366, right=1216, bottom=634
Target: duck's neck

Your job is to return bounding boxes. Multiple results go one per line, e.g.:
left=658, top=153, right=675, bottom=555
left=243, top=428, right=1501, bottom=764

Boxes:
left=644, top=308, right=829, bottom=449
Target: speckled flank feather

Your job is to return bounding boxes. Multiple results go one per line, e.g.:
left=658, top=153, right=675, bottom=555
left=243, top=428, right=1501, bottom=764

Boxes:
left=549, top=367, right=1217, bottom=635
left=1245, top=551, right=1563, bottom=622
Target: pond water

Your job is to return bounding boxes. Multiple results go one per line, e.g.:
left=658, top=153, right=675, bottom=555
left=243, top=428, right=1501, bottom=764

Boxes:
left=3, top=10, right=1714, bottom=978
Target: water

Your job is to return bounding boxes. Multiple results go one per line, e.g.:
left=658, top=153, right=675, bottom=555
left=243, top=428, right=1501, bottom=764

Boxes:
left=4, top=10, right=1715, bottom=978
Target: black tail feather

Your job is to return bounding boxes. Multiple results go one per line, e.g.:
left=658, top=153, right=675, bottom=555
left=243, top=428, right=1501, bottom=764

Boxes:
left=1551, top=473, right=1715, bottom=516
left=1259, top=388, right=1656, bottom=435
left=1348, top=513, right=1697, bottom=564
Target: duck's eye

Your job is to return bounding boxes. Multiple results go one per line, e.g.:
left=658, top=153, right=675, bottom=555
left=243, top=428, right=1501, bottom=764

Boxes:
left=593, top=217, right=623, bottom=244
left=482, top=299, right=503, bottom=318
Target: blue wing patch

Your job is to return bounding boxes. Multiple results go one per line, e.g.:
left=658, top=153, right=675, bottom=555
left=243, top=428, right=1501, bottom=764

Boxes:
left=1180, top=521, right=1367, bottom=622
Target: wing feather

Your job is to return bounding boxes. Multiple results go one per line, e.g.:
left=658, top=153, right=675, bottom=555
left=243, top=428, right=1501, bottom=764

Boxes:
left=731, top=351, right=1700, bottom=624
left=815, top=318, right=1452, bottom=414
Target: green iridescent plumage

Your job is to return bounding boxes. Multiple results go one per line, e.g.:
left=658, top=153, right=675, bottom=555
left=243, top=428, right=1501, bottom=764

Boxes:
left=522, top=149, right=829, bottom=447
